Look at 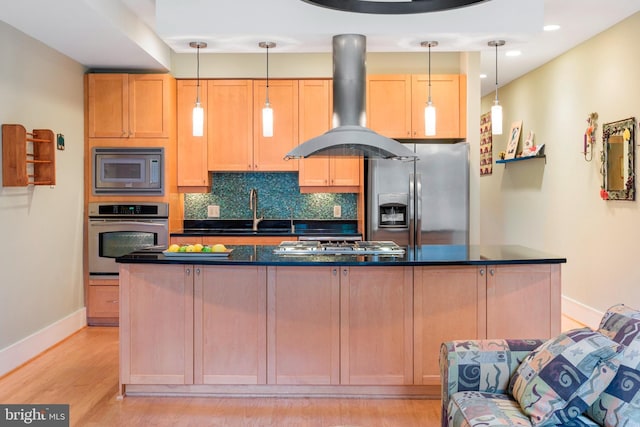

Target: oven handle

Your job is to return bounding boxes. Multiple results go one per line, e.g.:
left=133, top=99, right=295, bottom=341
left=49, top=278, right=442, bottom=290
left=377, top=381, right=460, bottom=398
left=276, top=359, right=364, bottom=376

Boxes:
left=88, top=220, right=167, bottom=227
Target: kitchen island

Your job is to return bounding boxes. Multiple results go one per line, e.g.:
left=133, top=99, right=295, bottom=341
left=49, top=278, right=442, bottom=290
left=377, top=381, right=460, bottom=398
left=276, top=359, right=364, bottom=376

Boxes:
left=116, top=245, right=565, bottom=398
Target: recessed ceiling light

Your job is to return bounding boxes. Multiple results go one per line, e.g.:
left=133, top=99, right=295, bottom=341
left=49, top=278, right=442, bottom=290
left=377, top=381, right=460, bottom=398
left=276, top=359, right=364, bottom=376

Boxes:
left=544, top=24, right=561, bottom=32
left=480, top=73, right=487, bottom=79
left=505, top=50, right=521, bottom=57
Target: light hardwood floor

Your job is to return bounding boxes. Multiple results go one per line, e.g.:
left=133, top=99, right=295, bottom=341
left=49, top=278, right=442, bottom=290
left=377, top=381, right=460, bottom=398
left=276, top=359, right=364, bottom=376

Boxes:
left=0, top=327, right=440, bottom=426
left=0, top=315, right=583, bottom=427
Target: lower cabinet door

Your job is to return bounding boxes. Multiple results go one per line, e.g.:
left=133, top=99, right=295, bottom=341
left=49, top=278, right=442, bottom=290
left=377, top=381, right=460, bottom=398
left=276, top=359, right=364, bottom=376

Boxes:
left=119, top=264, right=194, bottom=385
left=486, top=264, right=561, bottom=339
left=267, top=266, right=341, bottom=385
left=413, top=266, right=486, bottom=385
left=194, top=266, right=267, bottom=385
left=340, top=266, right=414, bottom=385
left=87, top=283, right=119, bottom=321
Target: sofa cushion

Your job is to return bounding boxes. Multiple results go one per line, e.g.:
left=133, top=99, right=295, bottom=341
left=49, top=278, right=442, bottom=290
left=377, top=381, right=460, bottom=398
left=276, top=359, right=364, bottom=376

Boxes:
left=596, top=304, right=640, bottom=345
left=586, top=304, right=640, bottom=426
left=509, top=328, right=622, bottom=426
left=447, top=391, right=599, bottom=427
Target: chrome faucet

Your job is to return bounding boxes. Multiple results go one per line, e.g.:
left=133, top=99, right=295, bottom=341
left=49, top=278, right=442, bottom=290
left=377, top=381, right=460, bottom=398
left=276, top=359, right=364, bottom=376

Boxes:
left=249, top=188, right=263, bottom=231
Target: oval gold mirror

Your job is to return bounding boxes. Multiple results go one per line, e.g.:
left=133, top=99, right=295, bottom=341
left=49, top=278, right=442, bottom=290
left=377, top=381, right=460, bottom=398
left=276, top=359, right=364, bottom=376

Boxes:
left=601, top=117, right=635, bottom=200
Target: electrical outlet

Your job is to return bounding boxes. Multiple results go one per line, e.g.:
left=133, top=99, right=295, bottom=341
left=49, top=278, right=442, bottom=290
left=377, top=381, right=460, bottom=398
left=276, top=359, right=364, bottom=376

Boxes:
left=333, top=205, right=341, bottom=218
left=207, top=205, right=220, bottom=218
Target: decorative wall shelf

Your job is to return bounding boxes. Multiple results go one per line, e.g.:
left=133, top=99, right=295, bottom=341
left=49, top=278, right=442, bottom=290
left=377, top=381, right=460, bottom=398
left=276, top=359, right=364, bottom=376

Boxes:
left=2, top=124, right=56, bottom=186
left=496, top=155, right=546, bottom=165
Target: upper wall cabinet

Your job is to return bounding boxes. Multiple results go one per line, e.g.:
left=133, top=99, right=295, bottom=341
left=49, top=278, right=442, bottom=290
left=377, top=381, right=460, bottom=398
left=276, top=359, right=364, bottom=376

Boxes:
left=207, top=80, right=254, bottom=171
left=176, top=80, right=209, bottom=191
left=297, top=80, right=361, bottom=191
left=204, top=80, right=298, bottom=172
left=252, top=80, right=299, bottom=172
left=87, top=74, right=174, bottom=138
left=366, top=74, right=466, bottom=140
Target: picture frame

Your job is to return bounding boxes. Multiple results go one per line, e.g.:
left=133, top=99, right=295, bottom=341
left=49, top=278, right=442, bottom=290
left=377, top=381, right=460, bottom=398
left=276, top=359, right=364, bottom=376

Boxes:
left=505, top=120, right=523, bottom=159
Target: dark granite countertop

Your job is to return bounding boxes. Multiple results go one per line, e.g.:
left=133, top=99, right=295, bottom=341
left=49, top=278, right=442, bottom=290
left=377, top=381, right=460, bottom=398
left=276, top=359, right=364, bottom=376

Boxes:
left=172, top=219, right=361, bottom=238
left=117, top=245, right=567, bottom=267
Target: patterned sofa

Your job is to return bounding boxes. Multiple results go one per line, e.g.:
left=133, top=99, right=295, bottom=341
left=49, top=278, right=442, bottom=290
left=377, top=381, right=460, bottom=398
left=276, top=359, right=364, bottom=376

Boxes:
left=440, top=304, right=640, bottom=427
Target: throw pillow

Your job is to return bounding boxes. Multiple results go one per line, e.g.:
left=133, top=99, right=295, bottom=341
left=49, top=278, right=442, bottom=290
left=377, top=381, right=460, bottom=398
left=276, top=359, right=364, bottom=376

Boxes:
left=509, top=328, right=622, bottom=426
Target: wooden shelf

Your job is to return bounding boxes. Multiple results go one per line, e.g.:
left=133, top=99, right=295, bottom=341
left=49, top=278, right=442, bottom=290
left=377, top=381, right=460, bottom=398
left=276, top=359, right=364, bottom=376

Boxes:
left=496, top=155, right=546, bottom=165
left=2, top=124, right=56, bottom=186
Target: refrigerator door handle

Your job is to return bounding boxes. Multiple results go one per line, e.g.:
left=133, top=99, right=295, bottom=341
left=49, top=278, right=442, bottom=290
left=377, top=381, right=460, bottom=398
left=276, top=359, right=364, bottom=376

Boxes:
left=409, top=173, right=415, bottom=247
left=416, top=173, right=422, bottom=246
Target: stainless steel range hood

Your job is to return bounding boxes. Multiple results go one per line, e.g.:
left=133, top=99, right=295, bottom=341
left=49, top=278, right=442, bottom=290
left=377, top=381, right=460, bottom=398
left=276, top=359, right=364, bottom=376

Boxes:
left=285, top=34, right=417, bottom=160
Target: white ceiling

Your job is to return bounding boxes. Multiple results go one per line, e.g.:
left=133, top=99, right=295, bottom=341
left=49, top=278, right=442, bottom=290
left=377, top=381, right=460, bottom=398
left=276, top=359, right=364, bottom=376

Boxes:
left=1, top=0, right=639, bottom=96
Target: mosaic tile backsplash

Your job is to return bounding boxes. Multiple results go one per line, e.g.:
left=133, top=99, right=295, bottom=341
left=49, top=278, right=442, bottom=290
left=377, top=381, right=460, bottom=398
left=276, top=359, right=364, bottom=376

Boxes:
left=184, top=172, right=358, bottom=220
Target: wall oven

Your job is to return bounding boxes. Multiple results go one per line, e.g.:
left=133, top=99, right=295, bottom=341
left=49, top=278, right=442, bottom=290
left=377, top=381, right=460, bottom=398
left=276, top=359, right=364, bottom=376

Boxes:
left=88, top=202, right=169, bottom=277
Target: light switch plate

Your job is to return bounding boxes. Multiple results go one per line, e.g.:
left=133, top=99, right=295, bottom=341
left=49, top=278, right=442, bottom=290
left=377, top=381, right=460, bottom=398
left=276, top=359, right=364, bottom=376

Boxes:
left=333, top=205, right=341, bottom=218
left=208, top=205, right=220, bottom=218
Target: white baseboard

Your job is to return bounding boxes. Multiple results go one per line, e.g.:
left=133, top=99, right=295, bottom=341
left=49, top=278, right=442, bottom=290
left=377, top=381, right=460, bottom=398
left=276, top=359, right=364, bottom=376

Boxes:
left=0, top=308, right=87, bottom=377
left=562, top=296, right=603, bottom=330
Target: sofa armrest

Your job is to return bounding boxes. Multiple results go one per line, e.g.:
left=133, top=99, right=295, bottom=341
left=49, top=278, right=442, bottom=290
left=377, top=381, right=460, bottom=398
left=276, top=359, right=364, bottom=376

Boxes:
left=439, top=339, right=544, bottom=426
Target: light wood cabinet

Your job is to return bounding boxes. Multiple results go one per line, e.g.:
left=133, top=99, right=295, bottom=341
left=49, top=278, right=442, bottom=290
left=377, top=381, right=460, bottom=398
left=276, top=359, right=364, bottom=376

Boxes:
left=253, top=80, right=299, bottom=171
left=207, top=80, right=254, bottom=171
left=297, top=80, right=361, bottom=190
left=486, top=264, right=561, bottom=339
left=119, top=264, right=194, bottom=386
left=367, top=74, right=466, bottom=139
left=87, top=73, right=173, bottom=138
left=119, top=262, right=561, bottom=396
left=195, top=266, right=267, bottom=385
left=413, top=266, right=486, bottom=385
left=267, top=266, right=340, bottom=385
left=340, top=266, right=414, bottom=385
left=87, top=279, right=119, bottom=325
left=176, top=80, right=209, bottom=191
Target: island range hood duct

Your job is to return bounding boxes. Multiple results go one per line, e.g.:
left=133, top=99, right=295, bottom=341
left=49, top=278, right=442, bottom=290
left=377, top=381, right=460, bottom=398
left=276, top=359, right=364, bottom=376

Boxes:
left=285, top=34, right=417, bottom=160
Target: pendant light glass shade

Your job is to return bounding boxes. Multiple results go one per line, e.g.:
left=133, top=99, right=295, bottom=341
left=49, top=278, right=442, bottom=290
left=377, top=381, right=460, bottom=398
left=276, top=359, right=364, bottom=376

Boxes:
left=421, top=41, right=438, bottom=136
left=488, top=40, right=505, bottom=135
left=259, top=41, right=276, bottom=138
left=192, top=102, right=204, bottom=136
left=262, top=103, right=273, bottom=137
left=190, top=41, right=207, bottom=137
left=491, top=101, right=503, bottom=136
left=424, top=101, right=436, bottom=136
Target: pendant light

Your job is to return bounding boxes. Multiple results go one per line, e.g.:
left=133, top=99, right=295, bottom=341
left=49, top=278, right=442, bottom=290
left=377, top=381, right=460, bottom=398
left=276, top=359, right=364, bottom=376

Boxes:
left=189, top=41, right=207, bottom=137
left=488, top=40, right=505, bottom=135
left=259, top=41, right=276, bottom=138
left=421, top=41, right=438, bottom=136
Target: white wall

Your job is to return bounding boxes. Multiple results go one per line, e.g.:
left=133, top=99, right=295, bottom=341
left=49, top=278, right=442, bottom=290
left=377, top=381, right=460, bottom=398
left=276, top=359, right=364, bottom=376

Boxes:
left=481, top=12, right=640, bottom=321
left=0, top=21, right=86, bottom=371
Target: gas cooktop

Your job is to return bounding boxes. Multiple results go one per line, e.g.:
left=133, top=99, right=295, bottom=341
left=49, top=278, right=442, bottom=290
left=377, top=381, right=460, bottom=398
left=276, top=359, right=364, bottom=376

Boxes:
left=274, top=241, right=405, bottom=255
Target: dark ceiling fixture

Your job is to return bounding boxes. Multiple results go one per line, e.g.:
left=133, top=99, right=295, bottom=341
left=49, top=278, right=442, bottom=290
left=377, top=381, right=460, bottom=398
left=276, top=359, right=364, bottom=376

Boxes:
left=301, top=0, right=489, bottom=14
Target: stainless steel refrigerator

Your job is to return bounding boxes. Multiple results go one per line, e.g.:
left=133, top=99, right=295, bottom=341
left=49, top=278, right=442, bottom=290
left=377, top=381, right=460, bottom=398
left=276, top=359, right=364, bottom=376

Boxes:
left=366, top=142, right=469, bottom=246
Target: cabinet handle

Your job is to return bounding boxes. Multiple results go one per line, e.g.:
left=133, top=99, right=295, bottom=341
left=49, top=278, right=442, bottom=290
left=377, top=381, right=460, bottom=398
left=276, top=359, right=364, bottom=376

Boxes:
left=489, top=268, right=495, bottom=276
left=479, top=268, right=485, bottom=276
left=107, top=300, right=119, bottom=304
left=332, top=268, right=338, bottom=276
left=186, top=268, right=191, bottom=276
left=195, top=268, right=201, bottom=275
left=342, top=268, right=348, bottom=276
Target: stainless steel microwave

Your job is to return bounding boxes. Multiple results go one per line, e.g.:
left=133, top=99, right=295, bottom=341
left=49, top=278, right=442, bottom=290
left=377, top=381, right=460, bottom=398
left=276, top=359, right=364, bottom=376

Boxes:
left=93, top=147, right=164, bottom=195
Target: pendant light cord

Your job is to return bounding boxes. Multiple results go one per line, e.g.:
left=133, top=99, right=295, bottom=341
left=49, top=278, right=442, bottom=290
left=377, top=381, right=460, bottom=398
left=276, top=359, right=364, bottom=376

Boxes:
left=196, top=44, right=201, bottom=103
left=494, top=42, right=499, bottom=102
left=428, top=43, right=432, bottom=102
left=265, top=45, right=270, bottom=105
